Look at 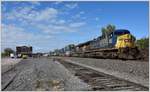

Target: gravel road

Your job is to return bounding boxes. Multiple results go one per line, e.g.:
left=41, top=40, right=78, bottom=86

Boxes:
left=2, top=58, right=89, bottom=91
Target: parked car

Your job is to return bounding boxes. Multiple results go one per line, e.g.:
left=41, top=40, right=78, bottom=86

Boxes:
left=10, top=53, right=15, bottom=58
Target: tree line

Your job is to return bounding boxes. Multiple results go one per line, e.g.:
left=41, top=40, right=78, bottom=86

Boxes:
left=136, top=37, right=149, bottom=49
left=1, top=48, right=15, bottom=57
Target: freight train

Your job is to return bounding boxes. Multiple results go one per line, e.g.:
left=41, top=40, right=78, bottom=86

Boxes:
left=52, top=29, right=141, bottom=60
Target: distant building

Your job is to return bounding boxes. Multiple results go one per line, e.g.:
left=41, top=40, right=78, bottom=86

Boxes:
left=16, top=46, right=32, bottom=57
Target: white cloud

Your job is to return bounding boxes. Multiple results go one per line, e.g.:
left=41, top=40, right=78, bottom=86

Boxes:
left=35, top=23, right=76, bottom=34
left=65, top=3, right=78, bottom=9
left=1, top=24, right=53, bottom=52
left=35, top=8, right=58, bottom=21
left=4, top=4, right=86, bottom=33
left=53, top=1, right=63, bottom=5
left=30, top=1, right=41, bottom=6
left=2, top=4, right=6, bottom=12
left=81, top=17, right=87, bottom=20
left=57, top=20, right=66, bottom=24
left=69, top=22, right=86, bottom=27
left=53, top=25, right=76, bottom=32
left=2, top=4, right=88, bottom=52
left=71, top=11, right=85, bottom=20
left=79, top=11, right=85, bottom=15
left=1, top=23, right=78, bottom=52
left=5, top=7, right=58, bottom=22
left=95, top=17, right=99, bottom=21
left=36, top=21, right=86, bottom=34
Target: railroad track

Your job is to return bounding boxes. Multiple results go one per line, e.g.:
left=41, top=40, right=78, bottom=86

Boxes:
left=57, top=59, right=149, bottom=91
left=1, top=59, right=29, bottom=91
left=2, top=65, right=18, bottom=91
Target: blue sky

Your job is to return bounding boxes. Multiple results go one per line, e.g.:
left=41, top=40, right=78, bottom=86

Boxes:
left=1, top=1, right=149, bottom=52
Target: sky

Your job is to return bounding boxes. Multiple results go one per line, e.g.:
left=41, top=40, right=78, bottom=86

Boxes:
left=1, top=1, right=149, bottom=53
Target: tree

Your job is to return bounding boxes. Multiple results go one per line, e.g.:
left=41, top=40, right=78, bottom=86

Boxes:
left=136, top=37, right=149, bottom=49
left=101, top=24, right=116, bottom=36
left=1, top=52, right=6, bottom=57
left=101, top=24, right=116, bottom=46
left=4, top=48, right=14, bottom=56
left=101, top=27, right=107, bottom=37
left=106, top=24, right=115, bottom=35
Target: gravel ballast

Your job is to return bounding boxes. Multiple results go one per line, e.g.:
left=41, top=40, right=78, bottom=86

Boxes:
left=58, top=57, right=149, bottom=87
left=3, top=58, right=89, bottom=91
left=1, top=58, right=21, bottom=74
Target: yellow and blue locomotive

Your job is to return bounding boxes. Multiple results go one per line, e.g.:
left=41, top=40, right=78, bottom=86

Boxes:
left=114, top=30, right=136, bottom=49
left=90, top=29, right=136, bottom=49
left=55, top=29, right=140, bottom=60
left=76, top=29, right=140, bottom=60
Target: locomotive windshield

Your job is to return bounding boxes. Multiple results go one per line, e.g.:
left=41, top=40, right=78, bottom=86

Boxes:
left=111, top=29, right=130, bottom=46
left=114, top=29, right=130, bottom=35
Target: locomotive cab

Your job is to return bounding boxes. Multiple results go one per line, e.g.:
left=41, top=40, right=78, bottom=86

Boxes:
left=112, top=29, right=136, bottom=48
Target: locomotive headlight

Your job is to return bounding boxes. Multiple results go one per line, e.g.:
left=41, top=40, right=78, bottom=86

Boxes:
left=124, top=39, right=131, bottom=42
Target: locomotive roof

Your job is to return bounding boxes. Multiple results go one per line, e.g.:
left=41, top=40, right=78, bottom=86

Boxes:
left=114, top=29, right=130, bottom=34
left=76, top=29, right=130, bottom=47
left=77, top=40, right=92, bottom=47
